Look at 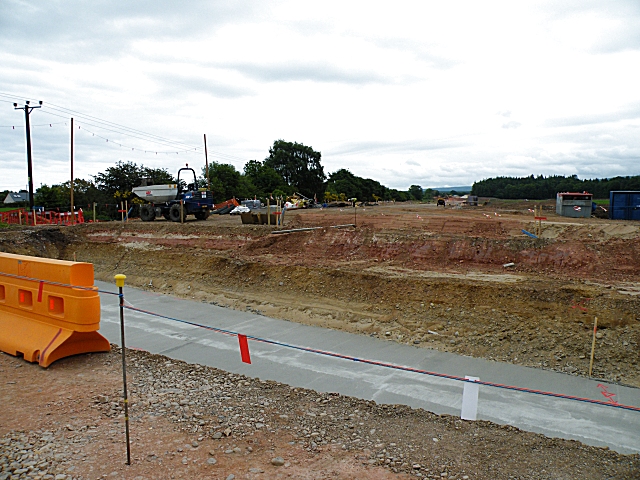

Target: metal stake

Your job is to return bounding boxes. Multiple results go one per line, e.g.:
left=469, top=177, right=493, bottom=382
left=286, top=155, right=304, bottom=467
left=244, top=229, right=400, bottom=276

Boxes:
left=115, top=274, right=131, bottom=465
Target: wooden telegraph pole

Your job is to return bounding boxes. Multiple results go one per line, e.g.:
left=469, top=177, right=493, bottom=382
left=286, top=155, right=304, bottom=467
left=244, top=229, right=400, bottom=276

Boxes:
left=13, top=100, right=42, bottom=224
left=204, top=134, right=210, bottom=191
left=70, top=118, right=75, bottom=224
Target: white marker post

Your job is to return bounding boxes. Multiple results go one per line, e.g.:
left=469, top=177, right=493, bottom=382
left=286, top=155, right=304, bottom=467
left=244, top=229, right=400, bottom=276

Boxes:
left=461, top=376, right=480, bottom=421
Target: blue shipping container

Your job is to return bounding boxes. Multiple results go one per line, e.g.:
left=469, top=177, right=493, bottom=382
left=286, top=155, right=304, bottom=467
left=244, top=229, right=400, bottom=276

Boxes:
left=609, top=191, right=640, bottom=220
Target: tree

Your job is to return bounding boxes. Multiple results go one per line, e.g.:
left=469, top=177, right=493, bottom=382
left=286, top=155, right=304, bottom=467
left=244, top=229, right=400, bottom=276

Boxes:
left=325, top=169, right=387, bottom=202
left=423, top=188, right=436, bottom=201
left=93, top=161, right=174, bottom=198
left=243, top=160, right=287, bottom=198
left=35, top=185, right=66, bottom=208
left=60, top=178, right=108, bottom=210
left=408, top=185, right=424, bottom=201
left=326, top=169, right=360, bottom=199
left=264, top=140, right=325, bottom=198
left=204, top=162, right=254, bottom=203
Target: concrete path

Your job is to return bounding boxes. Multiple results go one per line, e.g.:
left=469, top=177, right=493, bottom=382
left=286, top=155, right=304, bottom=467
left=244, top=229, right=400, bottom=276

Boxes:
left=96, top=281, right=640, bottom=454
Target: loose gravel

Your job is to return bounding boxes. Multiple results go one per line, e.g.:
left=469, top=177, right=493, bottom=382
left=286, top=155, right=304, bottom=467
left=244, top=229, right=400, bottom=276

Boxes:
left=2, top=347, right=639, bottom=480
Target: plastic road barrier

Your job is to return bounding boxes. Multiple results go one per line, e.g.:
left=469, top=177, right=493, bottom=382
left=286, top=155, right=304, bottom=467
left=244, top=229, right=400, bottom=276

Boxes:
left=0, top=253, right=110, bottom=367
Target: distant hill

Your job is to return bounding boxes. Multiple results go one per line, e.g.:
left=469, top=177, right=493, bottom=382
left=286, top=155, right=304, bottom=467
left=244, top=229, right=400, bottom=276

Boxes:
left=427, top=186, right=472, bottom=193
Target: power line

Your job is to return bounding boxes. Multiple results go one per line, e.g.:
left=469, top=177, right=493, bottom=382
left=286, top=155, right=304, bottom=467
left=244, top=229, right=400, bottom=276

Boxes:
left=46, top=103, right=201, bottom=151
left=2, top=92, right=254, bottom=163
left=38, top=110, right=251, bottom=161
left=0, top=121, right=66, bottom=128
left=39, top=109, right=200, bottom=152
left=0, top=92, right=40, bottom=104
left=2, top=92, right=203, bottom=151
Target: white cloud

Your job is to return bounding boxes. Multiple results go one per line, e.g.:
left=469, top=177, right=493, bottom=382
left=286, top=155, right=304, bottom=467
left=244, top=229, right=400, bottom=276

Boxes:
left=1, top=0, right=639, bottom=192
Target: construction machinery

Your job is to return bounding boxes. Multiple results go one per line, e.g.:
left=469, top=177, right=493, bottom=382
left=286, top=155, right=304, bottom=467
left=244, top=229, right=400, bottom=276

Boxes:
left=211, top=198, right=240, bottom=215
left=132, top=166, right=213, bottom=222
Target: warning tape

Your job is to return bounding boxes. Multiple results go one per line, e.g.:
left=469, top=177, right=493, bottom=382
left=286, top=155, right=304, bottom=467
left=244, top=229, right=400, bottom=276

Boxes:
left=120, top=304, right=640, bottom=414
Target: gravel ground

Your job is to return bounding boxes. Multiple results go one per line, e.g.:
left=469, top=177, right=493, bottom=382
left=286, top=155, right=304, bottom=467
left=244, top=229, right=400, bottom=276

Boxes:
left=2, top=347, right=639, bottom=480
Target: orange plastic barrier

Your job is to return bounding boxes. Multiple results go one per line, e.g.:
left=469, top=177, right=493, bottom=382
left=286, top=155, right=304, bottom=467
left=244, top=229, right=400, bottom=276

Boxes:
left=0, top=253, right=110, bottom=367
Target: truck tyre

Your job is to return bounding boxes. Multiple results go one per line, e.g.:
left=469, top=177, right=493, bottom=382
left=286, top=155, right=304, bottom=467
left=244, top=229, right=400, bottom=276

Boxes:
left=194, top=211, right=209, bottom=220
left=169, top=203, right=184, bottom=222
left=140, top=204, right=156, bottom=221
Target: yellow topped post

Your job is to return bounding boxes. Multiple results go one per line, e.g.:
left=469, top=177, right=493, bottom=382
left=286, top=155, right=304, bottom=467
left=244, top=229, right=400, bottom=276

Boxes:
left=114, top=272, right=130, bottom=464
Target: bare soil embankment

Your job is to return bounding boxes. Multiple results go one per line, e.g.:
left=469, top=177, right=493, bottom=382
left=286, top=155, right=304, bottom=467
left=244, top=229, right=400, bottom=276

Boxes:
left=3, top=201, right=636, bottom=386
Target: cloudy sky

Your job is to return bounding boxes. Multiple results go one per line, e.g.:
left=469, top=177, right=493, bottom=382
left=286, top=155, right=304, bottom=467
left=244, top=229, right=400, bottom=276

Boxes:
left=1, top=1, right=639, bottom=193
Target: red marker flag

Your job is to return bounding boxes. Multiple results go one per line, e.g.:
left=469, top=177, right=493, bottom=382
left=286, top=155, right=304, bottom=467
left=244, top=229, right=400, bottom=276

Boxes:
left=238, top=334, right=251, bottom=364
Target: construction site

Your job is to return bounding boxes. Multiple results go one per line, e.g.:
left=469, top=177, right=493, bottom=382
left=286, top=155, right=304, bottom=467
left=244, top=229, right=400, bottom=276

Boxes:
left=1, top=199, right=640, bottom=479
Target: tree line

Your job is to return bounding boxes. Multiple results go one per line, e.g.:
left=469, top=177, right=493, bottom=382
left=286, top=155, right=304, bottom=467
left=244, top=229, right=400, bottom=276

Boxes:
left=471, top=175, right=640, bottom=200
left=3, top=140, right=426, bottom=219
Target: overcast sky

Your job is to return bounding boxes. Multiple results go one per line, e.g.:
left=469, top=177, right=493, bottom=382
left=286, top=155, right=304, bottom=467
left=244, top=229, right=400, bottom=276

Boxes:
left=1, top=1, right=639, bottom=193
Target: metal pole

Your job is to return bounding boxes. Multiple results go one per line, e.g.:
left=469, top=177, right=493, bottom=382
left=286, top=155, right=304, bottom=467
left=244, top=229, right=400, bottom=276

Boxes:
left=115, top=274, right=131, bottom=465
left=204, top=134, right=210, bottom=191
left=70, top=118, right=75, bottom=224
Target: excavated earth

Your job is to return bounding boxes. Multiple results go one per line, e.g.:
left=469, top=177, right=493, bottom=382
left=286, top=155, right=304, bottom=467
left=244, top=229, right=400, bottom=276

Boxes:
left=1, top=201, right=639, bottom=479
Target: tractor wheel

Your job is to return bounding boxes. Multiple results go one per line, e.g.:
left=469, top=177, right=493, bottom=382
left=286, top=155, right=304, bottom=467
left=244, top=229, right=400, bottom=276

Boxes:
left=140, top=204, right=156, bottom=222
left=194, top=211, right=209, bottom=221
left=169, top=204, right=184, bottom=222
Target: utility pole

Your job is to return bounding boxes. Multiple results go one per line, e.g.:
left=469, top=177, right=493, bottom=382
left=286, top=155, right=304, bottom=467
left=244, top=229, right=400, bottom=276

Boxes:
left=71, top=118, right=75, bottom=224
left=14, top=100, right=42, bottom=216
left=203, top=134, right=210, bottom=191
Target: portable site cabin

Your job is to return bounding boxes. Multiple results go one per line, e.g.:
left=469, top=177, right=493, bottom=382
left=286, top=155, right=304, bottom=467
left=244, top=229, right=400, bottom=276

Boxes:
left=609, top=191, right=640, bottom=221
left=556, top=192, right=592, bottom=218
